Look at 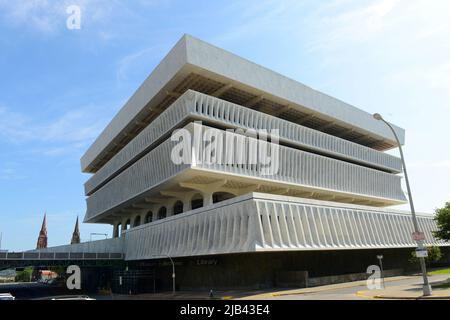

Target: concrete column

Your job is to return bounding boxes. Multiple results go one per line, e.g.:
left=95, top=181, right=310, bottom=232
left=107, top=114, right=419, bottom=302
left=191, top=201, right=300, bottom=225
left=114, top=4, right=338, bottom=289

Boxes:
left=122, top=218, right=129, bottom=233
left=160, top=190, right=200, bottom=214
left=203, top=192, right=213, bottom=206
left=183, top=199, right=192, bottom=212
left=179, top=180, right=229, bottom=207
left=166, top=205, right=174, bottom=217
left=132, top=213, right=142, bottom=227
left=113, top=223, right=119, bottom=238
left=166, top=199, right=179, bottom=217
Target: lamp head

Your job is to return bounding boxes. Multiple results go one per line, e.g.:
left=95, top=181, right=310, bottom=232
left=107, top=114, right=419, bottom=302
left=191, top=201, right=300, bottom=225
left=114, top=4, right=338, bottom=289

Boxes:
left=373, top=113, right=383, bottom=121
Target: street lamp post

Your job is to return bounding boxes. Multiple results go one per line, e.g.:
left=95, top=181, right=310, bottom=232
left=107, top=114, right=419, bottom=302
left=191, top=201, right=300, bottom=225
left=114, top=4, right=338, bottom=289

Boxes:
left=373, top=113, right=432, bottom=296
left=90, top=233, right=108, bottom=242
left=376, top=255, right=385, bottom=288
left=153, top=254, right=176, bottom=295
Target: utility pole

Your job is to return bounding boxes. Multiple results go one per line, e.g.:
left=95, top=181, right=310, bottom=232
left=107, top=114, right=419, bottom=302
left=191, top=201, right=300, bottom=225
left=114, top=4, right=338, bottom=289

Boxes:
left=373, top=113, right=432, bottom=296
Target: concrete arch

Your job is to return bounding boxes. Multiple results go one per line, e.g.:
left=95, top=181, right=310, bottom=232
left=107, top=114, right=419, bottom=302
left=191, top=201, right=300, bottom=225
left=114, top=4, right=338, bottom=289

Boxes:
left=158, top=207, right=167, bottom=220
left=114, top=222, right=121, bottom=238
left=133, top=215, right=141, bottom=227
left=191, top=193, right=204, bottom=210
left=173, top=201, right=183, bottom=215
left=212, top=192, right=235, bottom=204
left=124, top=219, right=131, bottom=231
left=145, top=211, right=153, bottom=223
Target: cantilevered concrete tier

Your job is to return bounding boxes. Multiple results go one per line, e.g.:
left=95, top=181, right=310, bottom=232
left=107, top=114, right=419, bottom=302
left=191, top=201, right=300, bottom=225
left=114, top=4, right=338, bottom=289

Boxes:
left=124, top=193, right=445, bottom=260
left=84, top=123, right=407, bottom=224
left=84, top=90, right=403, bottom=196
left=81, top=35, right=405, bottom=173
left=38, top=193, right=447, bottom=261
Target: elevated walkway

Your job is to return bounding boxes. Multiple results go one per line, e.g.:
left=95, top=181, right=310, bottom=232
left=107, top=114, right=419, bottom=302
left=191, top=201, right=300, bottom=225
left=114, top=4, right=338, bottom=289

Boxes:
left=0, top=251, right=123, bottom=261
left=0, top=238, right=125, bottom=270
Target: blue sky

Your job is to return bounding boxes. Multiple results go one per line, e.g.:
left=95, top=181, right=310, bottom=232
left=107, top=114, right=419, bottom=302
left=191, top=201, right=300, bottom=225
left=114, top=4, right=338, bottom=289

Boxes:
left=1, top=0, right=449, bottom=251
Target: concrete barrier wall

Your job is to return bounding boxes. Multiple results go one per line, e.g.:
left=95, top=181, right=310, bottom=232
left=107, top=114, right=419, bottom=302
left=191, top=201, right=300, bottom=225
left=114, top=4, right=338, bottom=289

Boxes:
left=30, top=237, right=124, bottom=254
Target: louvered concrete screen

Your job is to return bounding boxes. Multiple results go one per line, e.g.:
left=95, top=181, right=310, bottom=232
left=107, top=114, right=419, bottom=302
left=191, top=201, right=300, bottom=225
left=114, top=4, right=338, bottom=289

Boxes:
left=85, top=124, right=406, bottom=222
left=190, top=91, right=401, bottom=172
left=123, top=193, right=447, bottom=260
left=85, top=139, right=190, bottom=222
left=84, top=90, right=402, bottom=196
left=195, top=126, right=406, bottom=202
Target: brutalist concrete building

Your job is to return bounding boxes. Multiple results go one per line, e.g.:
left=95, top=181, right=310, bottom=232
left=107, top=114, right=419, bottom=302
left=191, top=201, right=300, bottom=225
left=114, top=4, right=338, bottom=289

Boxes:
left=39, top=35, right=448, bottom=289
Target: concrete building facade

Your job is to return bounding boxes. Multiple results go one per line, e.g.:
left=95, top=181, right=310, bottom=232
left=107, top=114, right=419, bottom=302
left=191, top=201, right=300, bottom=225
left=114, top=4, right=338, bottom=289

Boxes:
left=36, top=35, right=448, bottom=289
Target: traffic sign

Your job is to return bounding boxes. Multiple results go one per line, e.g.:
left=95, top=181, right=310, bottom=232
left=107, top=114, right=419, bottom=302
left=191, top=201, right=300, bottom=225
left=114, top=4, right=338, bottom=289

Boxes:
left=416, top=248, right=428, bottom=258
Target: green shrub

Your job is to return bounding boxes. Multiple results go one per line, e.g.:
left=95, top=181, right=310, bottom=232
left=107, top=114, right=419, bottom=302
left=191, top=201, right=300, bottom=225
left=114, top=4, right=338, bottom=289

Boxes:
left=434, top=202, right=450, bottom=241
left=14, top=267, right=33, bottom=282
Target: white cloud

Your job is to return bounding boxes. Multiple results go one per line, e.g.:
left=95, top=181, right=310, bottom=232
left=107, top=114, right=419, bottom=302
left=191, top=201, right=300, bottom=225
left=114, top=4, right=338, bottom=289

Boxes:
left=0, top=0, right=65, bottom=33
left=211, top=0, right=305, bottom=45
left=41, top=109, right=103, bottom=143
left=220, top=0, right=450, bottom=212
left=0, top=167, right=26, bottom=181
left=116, top=45, right=162, bottom=82
left=0, top=0, right=171, bottom=36
left=308, top=0, right=450, bottom=45
left=0, top=104, right=107, bottom=156
left=0, top=0, right=123, bottom=34
left=0, top=106, right=32, bottom=141
left=344, top=0, right=399, bottom=31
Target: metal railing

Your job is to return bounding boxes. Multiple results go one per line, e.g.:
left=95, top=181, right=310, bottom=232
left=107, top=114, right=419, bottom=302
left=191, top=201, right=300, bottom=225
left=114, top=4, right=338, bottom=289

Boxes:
left=0, top=251, right=124, bottom=261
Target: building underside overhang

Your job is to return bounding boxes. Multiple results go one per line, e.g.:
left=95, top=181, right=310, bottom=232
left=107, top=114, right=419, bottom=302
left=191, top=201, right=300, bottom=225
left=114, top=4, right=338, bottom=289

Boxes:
left=89, top=168, right=407, bottom=225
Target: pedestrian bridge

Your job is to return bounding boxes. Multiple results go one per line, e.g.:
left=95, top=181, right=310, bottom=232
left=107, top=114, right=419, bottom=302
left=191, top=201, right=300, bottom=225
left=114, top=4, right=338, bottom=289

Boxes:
left=0, top=238, right=125, bottom=270
left=0, top=251, right=124, bottom=271
left=0, top=251, right=124, bottom=261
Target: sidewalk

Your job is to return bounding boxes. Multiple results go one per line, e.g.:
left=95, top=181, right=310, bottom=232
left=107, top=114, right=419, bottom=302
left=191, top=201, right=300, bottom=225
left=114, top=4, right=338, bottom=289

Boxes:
left=238, top=275, right=416, bottom=300
left=98, top=275, right=418, bottom=300
left=95, top=290, right=264, bottom=300
left=94, top=274, right=450, bottom=300
left=356, top=278, right=450, bottom=300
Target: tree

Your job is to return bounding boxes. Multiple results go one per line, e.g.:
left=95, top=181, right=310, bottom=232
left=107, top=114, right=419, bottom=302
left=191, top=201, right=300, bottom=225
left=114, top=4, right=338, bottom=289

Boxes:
left=410, top=246, right=442, bottom=266
left=433, top=201, right=450, bottom=241
left=14, top=267, right=33, bottom=282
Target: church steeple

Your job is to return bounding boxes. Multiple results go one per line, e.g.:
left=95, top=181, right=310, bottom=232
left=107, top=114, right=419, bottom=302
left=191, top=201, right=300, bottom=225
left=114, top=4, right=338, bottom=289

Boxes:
left=71, top=216, right=80, bottom=244
left=36, top=213, right=48, bottom=249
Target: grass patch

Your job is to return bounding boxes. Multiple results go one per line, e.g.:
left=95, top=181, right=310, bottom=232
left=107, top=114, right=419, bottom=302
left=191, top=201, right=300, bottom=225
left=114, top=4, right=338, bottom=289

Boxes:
left=428, top=268, right=450, bottom=276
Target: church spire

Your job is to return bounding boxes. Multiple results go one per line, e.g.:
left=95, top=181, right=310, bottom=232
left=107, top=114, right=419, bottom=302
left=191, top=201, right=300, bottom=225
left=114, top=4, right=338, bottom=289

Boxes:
left=71, top=216, right=80, bottom=244
left=36, top=213, right=48, bottom=249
